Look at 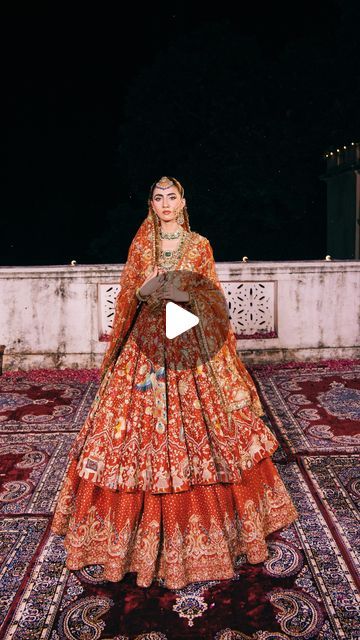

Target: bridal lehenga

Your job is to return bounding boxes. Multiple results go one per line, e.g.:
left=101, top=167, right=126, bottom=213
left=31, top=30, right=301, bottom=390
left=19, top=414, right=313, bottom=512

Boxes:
left=51, top=204, right=298, bottom=590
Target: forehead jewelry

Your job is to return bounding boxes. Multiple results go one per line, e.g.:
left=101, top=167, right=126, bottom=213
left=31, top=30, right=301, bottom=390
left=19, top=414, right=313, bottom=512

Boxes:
left=155, top=176, right=175, bottom=189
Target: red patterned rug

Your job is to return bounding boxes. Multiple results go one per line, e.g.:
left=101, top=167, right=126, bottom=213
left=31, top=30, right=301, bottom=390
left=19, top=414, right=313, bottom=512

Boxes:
left=250, top=360, right=360, bottom=456
left=0, top=366, right=359, bottom=639
left=0, top=369, right=99, bottom=433
left=297, top=455, right=359, bottom=581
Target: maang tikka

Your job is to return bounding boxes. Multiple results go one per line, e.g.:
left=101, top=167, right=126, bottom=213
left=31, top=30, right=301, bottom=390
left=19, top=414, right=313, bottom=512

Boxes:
left=155, top=176, right=175, bottom=190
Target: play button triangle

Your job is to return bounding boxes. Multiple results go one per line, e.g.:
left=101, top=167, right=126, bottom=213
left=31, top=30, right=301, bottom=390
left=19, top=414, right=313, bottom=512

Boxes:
left=165, top=301, right=199, bottom=339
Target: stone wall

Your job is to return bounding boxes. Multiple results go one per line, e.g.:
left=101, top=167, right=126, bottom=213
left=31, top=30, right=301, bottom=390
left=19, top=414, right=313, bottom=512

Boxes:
left=0, top=261, right=359, bottom=370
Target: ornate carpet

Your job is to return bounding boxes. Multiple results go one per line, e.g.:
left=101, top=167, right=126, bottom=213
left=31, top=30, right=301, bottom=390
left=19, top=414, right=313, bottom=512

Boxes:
left=249, top=360, right=360, bottom=456
left=0, top=365, right=359, bottom=639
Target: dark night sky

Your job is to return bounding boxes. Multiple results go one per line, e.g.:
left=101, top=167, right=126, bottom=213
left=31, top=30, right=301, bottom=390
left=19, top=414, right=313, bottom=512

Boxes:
left=2, top=1, right=359, bottom=265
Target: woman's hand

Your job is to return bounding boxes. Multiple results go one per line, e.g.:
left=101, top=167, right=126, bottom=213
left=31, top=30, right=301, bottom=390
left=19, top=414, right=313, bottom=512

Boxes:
left=157, top=280, right=190, bottom=303
left=138, top=266, right=166, bottom=297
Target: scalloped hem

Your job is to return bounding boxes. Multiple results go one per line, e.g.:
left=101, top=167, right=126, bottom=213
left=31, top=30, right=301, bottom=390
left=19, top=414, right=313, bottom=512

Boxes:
left=51, top=457, right=298, bottom=590
left=62, top=510, right=298, bottom=590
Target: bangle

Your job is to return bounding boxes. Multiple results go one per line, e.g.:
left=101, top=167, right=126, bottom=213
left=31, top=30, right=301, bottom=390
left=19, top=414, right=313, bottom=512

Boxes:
left=136, top=287, right=148, bottom=302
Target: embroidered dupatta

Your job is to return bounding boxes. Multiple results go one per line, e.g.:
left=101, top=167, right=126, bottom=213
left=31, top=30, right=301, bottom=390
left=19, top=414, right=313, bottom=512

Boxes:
left=100, top=214, right=155, bottom=380
left=99, top=210, right=263, bottom=418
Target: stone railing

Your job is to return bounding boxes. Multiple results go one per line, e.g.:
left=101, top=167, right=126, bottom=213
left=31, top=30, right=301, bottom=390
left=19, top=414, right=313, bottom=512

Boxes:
left=0, top=260, right=359, bottom=370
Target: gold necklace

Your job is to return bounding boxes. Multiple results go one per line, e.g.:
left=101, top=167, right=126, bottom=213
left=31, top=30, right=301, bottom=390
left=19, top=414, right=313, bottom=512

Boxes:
left=159, top=229, right=187, bottom=271
left=160, top=227, right=181, bottom=239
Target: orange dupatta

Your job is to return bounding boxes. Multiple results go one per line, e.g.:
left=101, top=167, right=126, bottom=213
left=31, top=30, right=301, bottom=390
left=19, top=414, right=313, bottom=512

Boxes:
left=100, top=211, right=263, bottom=418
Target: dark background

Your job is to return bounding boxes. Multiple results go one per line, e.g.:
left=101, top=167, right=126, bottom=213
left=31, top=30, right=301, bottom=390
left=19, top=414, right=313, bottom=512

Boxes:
left=2, top=1, right=360, bottom=265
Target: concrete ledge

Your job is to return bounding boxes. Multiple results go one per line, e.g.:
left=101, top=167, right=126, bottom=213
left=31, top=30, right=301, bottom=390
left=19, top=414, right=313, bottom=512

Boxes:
left=1, top=261, right=359, bottom=370
left=3, top=345, right=360, bottom=372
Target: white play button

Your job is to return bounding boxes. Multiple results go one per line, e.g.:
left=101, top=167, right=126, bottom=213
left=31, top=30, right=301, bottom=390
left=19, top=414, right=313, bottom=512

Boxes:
left=132, top=269, right=230, bottom=369
left=165, top=301, right=199, bottom=339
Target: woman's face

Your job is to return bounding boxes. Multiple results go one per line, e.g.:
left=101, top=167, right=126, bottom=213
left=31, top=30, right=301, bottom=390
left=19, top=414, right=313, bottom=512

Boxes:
left=151, top=186, right=185, bottom=225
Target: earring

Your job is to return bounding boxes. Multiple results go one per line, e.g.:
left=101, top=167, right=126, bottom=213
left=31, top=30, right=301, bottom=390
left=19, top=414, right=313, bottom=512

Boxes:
left=176, top=208, right=184, bottom=225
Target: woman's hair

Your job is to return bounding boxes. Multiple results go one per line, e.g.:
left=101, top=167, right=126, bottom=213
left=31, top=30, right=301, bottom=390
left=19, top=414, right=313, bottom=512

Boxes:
left=147, top=176, right=184, bottom=204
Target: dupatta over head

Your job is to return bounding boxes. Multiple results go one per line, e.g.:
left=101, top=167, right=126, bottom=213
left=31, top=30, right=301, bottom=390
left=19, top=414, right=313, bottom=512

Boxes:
left=100, top=180, right=191, bottom=380
left=51, top=178, right=298, bottom=587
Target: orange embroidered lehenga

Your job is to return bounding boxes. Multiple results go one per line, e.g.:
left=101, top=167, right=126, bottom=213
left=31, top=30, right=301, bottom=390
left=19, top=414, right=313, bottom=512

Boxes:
left=51, top=210, right=298, bottom=589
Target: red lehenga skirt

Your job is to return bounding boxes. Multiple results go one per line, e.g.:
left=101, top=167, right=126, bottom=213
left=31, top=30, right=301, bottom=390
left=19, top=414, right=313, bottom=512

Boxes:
left=51, top=302, right=298, bottom=590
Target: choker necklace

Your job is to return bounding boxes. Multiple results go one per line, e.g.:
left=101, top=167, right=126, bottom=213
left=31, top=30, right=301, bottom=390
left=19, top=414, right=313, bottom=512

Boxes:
left=160, top=227, right=182, bottom=239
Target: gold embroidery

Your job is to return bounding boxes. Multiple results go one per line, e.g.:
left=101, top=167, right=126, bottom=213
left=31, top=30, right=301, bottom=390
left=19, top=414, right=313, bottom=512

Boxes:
left=51, top=229, right=298, bottom=589
left=52, top=460, right=298, bottom=589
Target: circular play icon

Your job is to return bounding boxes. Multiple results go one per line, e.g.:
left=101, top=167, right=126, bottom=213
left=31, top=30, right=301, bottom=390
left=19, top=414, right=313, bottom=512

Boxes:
left=130, top=269, right=231, bottom=371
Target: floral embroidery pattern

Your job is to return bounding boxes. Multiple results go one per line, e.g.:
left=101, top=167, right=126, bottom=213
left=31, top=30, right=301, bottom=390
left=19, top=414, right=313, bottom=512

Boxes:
left=51, top=216, right=297, bottom=588
left=52, top=458, right=297, bottom=589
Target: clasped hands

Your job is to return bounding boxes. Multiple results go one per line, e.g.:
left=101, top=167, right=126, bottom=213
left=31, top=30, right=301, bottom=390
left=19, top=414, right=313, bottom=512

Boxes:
left=138, top=266, right=190, bottom=304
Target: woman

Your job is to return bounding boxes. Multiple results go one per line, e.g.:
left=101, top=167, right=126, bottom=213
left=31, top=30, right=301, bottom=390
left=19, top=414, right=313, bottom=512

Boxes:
left=51, top=176, right=298, bottom=590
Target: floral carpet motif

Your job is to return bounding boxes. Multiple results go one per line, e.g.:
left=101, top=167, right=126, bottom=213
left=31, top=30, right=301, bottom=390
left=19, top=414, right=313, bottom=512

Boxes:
left=250, top=360, right=360, bottom=455
left=0, top=369, right=99, bottom=433
left=298, top=455, right=359, bottom=579
left=0, top=366, right=359, bottom=639
left=0, top=432, right=76, bottom=514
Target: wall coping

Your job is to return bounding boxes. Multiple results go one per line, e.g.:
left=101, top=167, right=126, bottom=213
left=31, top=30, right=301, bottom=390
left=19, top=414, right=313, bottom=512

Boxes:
left=0, top=260, right=359, bottom=280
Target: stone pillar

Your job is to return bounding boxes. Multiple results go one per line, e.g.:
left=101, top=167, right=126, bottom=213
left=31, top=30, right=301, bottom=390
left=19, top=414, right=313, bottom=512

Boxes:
left=321, top=141, right=360, bottom=259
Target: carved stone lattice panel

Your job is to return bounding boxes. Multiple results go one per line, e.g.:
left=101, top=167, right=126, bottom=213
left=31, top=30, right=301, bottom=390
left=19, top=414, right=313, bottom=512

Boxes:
left=98, top=283, right=121, bottom=340
left=221, top=281, right=276, bottom=338
left=98, top=280, right=277, bottom=341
